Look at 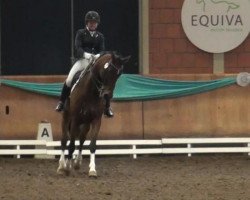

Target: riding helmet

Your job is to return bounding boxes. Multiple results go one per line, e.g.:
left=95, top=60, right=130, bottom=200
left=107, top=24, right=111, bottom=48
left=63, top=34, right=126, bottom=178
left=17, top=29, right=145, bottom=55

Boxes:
left=85, top=11, right=100, bottom=24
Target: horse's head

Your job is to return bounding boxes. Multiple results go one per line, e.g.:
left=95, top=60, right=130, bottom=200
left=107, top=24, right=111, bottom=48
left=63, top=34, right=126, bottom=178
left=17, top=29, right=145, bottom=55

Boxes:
left=92, top=52, right=130, bottom=98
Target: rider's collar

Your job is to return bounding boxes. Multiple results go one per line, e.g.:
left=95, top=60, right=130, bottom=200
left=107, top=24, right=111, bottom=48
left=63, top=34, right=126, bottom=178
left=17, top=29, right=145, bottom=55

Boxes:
left=86, top=26, right=96, bottom=37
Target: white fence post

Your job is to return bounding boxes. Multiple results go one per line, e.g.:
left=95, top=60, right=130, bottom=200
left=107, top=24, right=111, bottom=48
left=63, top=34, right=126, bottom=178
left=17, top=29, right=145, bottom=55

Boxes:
left=248, top=143, right=250, bottom=156
left=16, top=145, right=20, bottom=159
left=187, top=143, right=192, bottom=157
left=132, top=145, right=137, bottom=159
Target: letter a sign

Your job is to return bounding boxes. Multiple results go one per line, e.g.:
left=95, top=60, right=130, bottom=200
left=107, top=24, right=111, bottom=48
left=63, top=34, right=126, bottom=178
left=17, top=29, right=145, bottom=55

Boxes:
left=41, top=128, right=50, bottom=137
left=37, top=122, right=53, bottom=141
left=35, top=122, right=54, bottom=159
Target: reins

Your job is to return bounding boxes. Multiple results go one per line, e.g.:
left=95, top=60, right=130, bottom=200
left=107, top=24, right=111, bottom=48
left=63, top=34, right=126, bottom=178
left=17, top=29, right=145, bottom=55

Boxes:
left=90, top=69, right=105, bottom=97
left=73, top=53, right=122, bottom=98
left=109, top=62, right=123, bottom=75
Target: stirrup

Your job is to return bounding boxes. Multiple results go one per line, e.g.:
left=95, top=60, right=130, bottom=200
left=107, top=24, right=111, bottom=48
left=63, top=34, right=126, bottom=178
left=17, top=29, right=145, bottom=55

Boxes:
left=104, top=107, right=114, bottom=118
left=55, top=101, right=64, bottom=112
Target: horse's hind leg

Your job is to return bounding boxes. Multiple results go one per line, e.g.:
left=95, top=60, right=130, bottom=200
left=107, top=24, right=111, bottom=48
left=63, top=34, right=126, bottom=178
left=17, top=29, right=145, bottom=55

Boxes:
left=89, top=118, right=101, bottom=177
left=74, top=124, right=90, bottom=170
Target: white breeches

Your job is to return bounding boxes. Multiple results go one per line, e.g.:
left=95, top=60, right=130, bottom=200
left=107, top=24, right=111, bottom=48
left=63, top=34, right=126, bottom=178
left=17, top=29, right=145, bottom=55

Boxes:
left=65, top=53, right=100, bottom=87
left=65, top=59, right=91, bottom=87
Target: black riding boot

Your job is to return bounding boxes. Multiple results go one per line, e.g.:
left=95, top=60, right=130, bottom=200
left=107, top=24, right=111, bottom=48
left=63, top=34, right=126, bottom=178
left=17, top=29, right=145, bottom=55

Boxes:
left=103, top=94, right=114, bottom=117
left=55, top=83, right=71, bottom=112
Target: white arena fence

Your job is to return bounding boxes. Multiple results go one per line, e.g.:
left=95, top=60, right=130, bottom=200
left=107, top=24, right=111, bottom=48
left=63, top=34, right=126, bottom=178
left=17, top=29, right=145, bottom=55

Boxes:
left=1, top=138, right=250, bottom=159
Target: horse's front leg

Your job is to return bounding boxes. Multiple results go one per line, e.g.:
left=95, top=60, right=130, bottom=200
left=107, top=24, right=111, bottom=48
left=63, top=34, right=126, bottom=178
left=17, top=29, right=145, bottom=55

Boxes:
left=89, top=118, right=101, bottom=177
left=63, top=137, right=75, bottom=175
left=64, top=120, right=79, bottom=175
left=57, top=112, right=69, bottom=175
left=57, top=134, right=68, bottom=174
left=74, top=124, right=90, bottom=170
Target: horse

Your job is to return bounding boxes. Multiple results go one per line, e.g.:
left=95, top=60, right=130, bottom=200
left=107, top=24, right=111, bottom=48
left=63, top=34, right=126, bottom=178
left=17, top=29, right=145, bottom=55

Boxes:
left=57, top=52, right=130, bottom=177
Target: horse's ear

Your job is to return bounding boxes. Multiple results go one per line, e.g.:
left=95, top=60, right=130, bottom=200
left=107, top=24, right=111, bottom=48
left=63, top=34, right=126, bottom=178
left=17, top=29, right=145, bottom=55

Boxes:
left=112, top=52, right=119, bottom=61
left=121, top=55, right=131, bottom=64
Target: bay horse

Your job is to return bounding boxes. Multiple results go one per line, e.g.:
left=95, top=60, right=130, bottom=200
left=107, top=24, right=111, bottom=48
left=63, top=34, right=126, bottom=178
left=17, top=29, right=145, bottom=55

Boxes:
left=57, top=52, right=130, bottom=177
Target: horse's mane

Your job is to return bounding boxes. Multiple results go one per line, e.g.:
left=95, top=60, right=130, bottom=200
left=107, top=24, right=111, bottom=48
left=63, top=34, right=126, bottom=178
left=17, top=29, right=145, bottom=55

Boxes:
left=71, top=51, right=113, bottom=91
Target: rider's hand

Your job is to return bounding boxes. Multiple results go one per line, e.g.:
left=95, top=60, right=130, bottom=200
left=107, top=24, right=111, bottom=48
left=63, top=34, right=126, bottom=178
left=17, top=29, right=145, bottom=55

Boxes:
left=83, top=52, right=94, bottom=60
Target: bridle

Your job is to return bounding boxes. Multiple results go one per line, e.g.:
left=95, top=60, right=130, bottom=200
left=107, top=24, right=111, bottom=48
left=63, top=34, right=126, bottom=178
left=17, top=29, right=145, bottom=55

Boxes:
left=90, top=57, right=123, bottom=97
left=109, top=62, right=123, bottom=75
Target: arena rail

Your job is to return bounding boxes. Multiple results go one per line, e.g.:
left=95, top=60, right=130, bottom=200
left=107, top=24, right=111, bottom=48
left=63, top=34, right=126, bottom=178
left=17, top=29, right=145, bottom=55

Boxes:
left=162, top=138, right=250, bottom=157
left=0, top=140, right=47, bottom=159
left=1, top=138, right=250, bottom=159
left=46, top=140, right=162, bottom=159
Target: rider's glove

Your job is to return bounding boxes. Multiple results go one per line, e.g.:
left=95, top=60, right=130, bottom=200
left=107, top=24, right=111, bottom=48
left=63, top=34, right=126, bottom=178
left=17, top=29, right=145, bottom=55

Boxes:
left=83, top=52, right=94, bottom=60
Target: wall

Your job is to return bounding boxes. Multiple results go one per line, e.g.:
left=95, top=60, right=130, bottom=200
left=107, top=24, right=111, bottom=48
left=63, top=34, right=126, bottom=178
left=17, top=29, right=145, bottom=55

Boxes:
left=149, top=0, right=213, bottom=74
left=144, top=75, right=250, bottom=138
left=0, top=76, right=143, bottom=140
left=1, top=75, right=250, bottom=140
left=149, top=0, right=250, bottom=74
left=1, top=0, right=250, bottom=140
left=225, top=37, right=250, bottom=73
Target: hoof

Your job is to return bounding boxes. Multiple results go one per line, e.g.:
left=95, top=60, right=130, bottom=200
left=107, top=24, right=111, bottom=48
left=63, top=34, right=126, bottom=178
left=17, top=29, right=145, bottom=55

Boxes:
left=57, top=167, right=70, bottom=176
left=89, top=170, right=97, bottom=177
left=74, top=164, right=80, bottom=170
left=73, top=160, right=82, bottom=170
left=57, top=167, right=64, bottom=175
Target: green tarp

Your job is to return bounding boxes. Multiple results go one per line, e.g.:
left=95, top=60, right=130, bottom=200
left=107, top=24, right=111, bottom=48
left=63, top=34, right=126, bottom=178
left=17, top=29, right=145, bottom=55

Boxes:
left=0, top=74, right=236, bottom=101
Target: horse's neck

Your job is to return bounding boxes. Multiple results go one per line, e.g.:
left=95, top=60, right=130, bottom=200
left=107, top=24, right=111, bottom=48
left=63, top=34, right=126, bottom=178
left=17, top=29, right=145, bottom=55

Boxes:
left=74, top=74, right=99, bottom=104
left=76, top=53, right=112, bottom=98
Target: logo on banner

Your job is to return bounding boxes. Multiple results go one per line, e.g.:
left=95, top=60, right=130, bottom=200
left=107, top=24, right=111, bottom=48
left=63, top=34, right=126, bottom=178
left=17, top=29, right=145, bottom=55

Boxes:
left=181, top=0, right=250, bottom=53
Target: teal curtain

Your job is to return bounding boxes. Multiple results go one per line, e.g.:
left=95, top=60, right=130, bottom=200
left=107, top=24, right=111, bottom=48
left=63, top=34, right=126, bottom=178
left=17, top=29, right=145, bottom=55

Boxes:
left=1, top=79, right=62, bottom=97
left=1, top=74, right=236, bottom=101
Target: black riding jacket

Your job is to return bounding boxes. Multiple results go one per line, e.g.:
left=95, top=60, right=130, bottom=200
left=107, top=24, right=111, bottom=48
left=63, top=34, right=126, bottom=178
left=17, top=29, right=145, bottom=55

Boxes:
left=75, top=28, right=105, bottom=59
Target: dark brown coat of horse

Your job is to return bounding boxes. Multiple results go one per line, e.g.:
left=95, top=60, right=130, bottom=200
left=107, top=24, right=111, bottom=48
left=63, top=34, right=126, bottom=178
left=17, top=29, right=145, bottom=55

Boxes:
left=57, top=52, right=130, bottom=176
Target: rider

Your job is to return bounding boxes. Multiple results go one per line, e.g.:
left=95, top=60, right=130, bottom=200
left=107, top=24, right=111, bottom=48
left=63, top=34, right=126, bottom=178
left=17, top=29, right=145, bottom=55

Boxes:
left=55, top=11, right=114, bottom=117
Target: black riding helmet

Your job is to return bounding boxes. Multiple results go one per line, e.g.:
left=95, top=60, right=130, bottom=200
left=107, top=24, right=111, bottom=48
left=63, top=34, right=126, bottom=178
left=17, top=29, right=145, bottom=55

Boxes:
left=85, top=11, right=100, bottom=24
